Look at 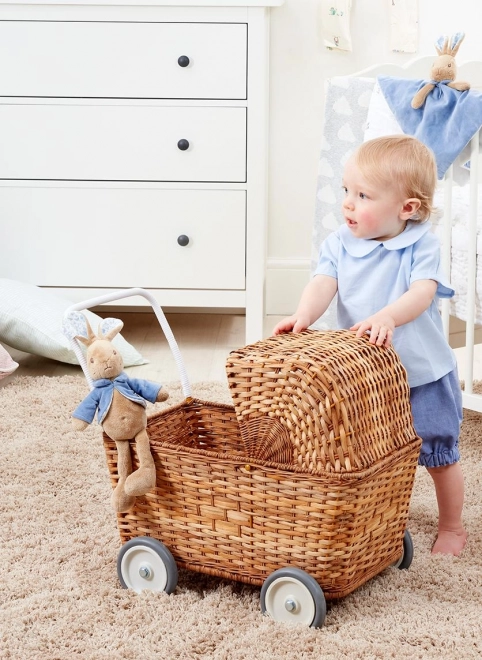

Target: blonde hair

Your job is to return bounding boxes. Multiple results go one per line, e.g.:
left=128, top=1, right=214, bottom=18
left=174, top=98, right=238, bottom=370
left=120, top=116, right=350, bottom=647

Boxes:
left=354, top=135, right=437, bottom=222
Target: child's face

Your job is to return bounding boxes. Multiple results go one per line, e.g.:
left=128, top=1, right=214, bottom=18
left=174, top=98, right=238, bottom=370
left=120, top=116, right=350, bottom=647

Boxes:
left=341, top=157, right=409, bottom=241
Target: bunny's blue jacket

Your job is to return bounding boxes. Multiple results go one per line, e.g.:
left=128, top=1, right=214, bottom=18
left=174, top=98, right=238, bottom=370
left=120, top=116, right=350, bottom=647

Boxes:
left=72, top=373, right=162, bottom=424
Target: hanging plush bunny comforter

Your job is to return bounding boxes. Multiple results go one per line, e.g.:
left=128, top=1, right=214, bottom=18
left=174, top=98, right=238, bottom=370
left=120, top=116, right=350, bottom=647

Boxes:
left=377, top=76, right=482, bottom=179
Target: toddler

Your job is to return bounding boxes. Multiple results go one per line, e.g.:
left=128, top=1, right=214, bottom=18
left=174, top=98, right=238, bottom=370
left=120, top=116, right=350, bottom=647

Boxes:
left=274, top=135, right=467, bottom=556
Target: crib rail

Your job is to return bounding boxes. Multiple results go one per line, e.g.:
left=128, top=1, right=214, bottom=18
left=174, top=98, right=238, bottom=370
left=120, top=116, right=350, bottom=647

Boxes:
left=441, top=129, right=482, bottom=413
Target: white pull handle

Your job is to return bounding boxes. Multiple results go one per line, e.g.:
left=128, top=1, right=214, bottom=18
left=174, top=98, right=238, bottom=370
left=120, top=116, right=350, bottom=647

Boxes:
left=63, top=288, right=191, bottom=398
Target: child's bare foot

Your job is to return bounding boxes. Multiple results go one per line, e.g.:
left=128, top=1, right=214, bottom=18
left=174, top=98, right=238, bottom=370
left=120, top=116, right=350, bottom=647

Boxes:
left=431, top=529, right=467, bottom=556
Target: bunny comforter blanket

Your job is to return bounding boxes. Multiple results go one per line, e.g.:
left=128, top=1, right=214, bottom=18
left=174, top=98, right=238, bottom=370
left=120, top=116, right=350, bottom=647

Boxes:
left=378, top=76, right=482, bottom=179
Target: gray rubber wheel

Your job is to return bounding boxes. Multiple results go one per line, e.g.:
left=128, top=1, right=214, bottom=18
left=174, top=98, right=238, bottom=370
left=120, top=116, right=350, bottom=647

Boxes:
left=260, top=567, right=327, bottom=628
left=393, top=530, right=414, bottom=569
left=117, top=537, right=178, bottom=594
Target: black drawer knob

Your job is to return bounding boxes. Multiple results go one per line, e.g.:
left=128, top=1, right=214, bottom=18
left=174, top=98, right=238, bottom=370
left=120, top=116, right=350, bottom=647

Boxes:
left=177, top=139, right=190, bottom=151
left=178, top=55, right=190, bottom=68
left=177, top=234, right=190, bottom=247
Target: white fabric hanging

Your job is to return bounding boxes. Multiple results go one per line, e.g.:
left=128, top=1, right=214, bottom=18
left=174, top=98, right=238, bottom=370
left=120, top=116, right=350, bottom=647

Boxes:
left=390, top=0, right=418, bottom=53
left=320, top=0, right=353, bottom=52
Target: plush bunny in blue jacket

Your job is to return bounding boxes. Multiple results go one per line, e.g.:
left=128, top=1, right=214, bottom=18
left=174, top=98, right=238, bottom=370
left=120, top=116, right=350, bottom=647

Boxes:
left=71, top=317, right=169, bottom=512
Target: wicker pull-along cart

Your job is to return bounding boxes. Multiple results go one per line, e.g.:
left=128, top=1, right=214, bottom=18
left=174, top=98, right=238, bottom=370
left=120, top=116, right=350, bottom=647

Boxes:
left=64, top=288, right=421, bottom=628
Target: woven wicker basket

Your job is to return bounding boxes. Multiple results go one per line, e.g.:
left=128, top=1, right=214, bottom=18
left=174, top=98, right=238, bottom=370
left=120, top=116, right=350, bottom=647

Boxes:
left=226, top=329, right=417, bottom=473
left=105, top=329, right=421, bottom=600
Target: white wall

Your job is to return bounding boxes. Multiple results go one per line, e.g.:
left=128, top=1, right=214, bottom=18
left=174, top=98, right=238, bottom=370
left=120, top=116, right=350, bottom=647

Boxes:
left=266, top=0, right=481, bottom=314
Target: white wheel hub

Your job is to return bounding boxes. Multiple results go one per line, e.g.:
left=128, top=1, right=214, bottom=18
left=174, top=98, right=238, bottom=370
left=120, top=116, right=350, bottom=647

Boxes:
left=120, top=545, right=168, bottom=593
left=264, top=576, right=316, bottom=625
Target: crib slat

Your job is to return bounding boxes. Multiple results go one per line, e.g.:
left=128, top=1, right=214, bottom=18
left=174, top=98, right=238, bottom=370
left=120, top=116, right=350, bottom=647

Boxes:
left=462, top=131, right=480, bottom=401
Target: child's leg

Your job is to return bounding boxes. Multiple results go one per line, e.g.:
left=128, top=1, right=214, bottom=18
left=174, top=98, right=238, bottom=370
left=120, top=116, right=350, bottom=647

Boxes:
left=410, top=369, right=465, bottom=556
left=427, top=462, right=467, bottom=555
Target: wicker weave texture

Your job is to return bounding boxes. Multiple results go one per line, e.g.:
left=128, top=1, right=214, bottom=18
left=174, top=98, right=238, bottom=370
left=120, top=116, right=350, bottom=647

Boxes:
left=104, top=330, right=421, bottom=601
left=105, top=400, right=420, bottom=599
left=226, top=329, right=417, bottom=473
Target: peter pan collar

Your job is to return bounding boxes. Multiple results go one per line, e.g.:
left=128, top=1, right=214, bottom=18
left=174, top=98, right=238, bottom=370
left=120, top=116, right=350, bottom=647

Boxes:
left=339, top=221, right=432, bottom=257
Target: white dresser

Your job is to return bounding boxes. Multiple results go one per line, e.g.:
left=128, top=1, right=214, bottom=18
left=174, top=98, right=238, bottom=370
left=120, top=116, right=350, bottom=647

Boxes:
left=0, top=0, right=282, bottom=343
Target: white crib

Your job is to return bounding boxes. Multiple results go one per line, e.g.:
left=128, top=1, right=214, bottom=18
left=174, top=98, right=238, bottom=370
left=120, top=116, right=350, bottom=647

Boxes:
left=316, top=57, right=482, bottom=412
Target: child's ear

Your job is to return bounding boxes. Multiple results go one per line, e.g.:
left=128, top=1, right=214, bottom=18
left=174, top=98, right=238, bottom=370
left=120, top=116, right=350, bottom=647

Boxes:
left=400, top=198, right=421, bottom=220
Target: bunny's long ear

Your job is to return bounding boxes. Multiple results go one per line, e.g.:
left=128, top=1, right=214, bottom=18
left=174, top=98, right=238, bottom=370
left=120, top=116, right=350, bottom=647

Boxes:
left=99, top=317, right=124, bottom=342
left=448, top=32, right=465, bottom=57
left=63, top=311, right=97, bottom=347
left=434, top=34, right=449, bottom=56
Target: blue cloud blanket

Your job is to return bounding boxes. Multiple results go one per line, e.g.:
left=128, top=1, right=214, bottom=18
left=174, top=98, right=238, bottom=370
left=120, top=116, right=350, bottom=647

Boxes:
left=377, top=76, right=482, bottom=179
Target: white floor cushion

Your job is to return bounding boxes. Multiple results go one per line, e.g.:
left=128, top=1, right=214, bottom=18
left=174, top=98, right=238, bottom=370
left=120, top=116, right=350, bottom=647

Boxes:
left=0, top=279, right=147, bottom=366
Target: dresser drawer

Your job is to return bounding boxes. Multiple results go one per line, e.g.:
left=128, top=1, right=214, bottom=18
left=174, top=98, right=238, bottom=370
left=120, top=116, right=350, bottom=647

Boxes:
left=0, top=105, right=247, bottom=182
left=0, top=21, right=247, bottom=100
left=0, top=187, right=246, bottom=289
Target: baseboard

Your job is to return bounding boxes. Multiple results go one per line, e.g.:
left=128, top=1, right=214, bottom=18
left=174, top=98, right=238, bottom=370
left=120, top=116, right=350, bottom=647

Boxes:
left=93, top=306, right=245, bottom=315
left=265, top=258, right=311, bottom=315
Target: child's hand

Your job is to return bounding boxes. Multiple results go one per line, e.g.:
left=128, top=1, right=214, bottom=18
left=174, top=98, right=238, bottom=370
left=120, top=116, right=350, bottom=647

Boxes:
left=351, top=313, right=396, bottom=347
left=272, top=315, right=310, bottom=336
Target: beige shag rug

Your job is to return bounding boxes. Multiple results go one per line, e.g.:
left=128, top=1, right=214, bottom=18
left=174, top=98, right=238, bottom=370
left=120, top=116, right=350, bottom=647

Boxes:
left=1, top=375, right=482, bottom=660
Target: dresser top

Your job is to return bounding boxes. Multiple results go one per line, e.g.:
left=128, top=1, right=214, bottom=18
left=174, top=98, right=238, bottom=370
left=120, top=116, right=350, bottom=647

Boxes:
left=1, top=0, right=284, bottom=5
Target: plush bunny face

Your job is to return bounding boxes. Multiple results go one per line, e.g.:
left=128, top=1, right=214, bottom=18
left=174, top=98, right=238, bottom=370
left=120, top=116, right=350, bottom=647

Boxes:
left=72, top=316, right=125, bottom=381
left=86, top=339, right=124, bottom=380
left=431, top=54, right=457, bottom=82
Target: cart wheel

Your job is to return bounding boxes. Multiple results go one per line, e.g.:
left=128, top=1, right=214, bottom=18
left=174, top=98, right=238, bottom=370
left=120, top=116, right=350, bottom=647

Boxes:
left=260, top=568, right=327, bottom=628
left=117, top=537, right=178, bottom=594
left=393, top=530, right=414, bottom=569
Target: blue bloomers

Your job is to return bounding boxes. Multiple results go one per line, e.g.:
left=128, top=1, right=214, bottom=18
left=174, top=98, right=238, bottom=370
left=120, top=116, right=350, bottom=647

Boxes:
left=410, top=368, right=463, bottom=468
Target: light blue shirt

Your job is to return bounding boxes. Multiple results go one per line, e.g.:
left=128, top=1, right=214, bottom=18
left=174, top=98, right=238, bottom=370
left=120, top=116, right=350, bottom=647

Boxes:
left=315, top=221, right=456, bottom=388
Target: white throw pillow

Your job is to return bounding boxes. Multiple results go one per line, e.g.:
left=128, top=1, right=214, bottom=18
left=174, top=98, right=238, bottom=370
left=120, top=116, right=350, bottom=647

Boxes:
left=0, top=279, right=147, bottom=366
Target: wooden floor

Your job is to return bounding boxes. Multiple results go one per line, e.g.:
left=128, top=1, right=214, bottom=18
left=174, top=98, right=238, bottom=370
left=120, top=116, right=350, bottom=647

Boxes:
left=4, top=313, right=283, bottom=386
left=3, top=311, right=479, bottom=386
